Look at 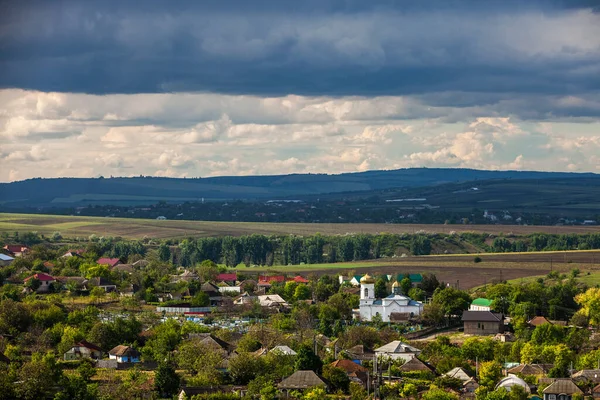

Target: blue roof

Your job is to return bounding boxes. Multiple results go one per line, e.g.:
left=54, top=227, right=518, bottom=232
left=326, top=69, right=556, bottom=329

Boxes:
left=372, top=299, right=383, bottom=305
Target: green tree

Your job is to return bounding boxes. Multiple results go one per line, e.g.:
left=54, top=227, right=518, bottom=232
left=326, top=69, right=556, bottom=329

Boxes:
left=375, top=278, right=388, bottom=298
left=158, top=242, right=171, bottom=262
left=191, top=291, right=210, bottom=307
left=478, top=361, right=502, bottom=390
left=154, top=362, right=180, bottom=398
left=421, top=387, right=458, bottom=400
left=400, top=276, right=413, bottom=295
left=197, top=260, right=219, bottom=282
left=410, top=235, right=432, bottom=255
left=322, top=365, right=350, bottom=393
left=295, top=344, right=323, bottom=374
left=432, top=287, right=471, bottom=319
left=294, top=284, right=312, bottom=301
left=575, top=287, right=600, bottom=326
left=228, top=353, right=265, bottom=385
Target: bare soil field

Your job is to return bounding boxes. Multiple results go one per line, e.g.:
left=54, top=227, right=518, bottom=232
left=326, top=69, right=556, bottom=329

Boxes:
left=1, top=213, right=599, bottom=239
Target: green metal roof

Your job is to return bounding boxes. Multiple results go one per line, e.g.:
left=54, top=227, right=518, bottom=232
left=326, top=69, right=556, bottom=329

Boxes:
left=471, top=298, right=493, bottom=307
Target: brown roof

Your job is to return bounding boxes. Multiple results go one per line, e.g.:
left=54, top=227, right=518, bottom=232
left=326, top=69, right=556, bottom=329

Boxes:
left=572, top=369, right=600, bottom=383
left=108, top=345, right=139, bottom=357
left=330, top=359, right=368, bottom=374
left=508, top=364, right=545, bottom=376
left=542, top=379, right=583, bottom=395
left=528, top=316, right=551, bottom=326
left=593, top=383, right=600, bottom=393
left=75, top=340, right=103, bottom=352
left=398, top=357, right=435, bottom=373
left=278, top=370, right=327, bottom=389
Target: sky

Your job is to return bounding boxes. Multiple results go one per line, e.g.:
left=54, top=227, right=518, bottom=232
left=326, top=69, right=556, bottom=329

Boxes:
left=1, top=1, right=599, bottom=182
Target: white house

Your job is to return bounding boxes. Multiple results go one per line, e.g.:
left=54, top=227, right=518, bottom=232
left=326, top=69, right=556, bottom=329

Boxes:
left=375, top=341, right=421, bottom=362
left=469, top=298, right=493, bottom=311
left=108, top=345, right=140, bottom=363
left=358, top=274, right=423, bottom=322
left=0, top=253, right=14, bottom=267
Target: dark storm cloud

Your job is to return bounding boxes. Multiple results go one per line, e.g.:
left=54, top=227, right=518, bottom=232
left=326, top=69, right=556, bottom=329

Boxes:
left=0, top=1, right=599, bottom=98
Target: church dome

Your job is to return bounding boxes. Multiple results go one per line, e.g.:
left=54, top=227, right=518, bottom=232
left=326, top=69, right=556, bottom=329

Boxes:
left=392, top=281, right=400, bottom=288
left=360, top=274, right=375, bottom=284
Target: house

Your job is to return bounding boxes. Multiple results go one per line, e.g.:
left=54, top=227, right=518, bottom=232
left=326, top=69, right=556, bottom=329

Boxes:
left=64, top=340, right=103, bottom=360
left=257, top=294, right=289, bottom=308
left=495, top=374, right=531, bottom=394
left=330, top=360, right=369, bottom=387
left=444, top=367, right=472, bottom=383
left=542, top=378, right=583, bottom=400
left=3, top=245, right=29, bottom=257
left=96, top=258, right=121, bottom=268
left=330, top=359, right=368, bottom=374
left=278, top=370, right=328, bottom=391
left=508, top=364, right=552, bottom=377
left=464, top=378, right=480, bottom=394
left=349, top=275, right=363, bottom=286
left=462, top=311, right=504, bottom=335
left=23, top=273, right=56, bottom=293
left=593, top=383, right=600, bottom=399
left=469, top=298, right=493, bottom=311
left=188, top=333, right=235, bottom=355
left=0, top=253, right=14, bottom=267
left=258, top=275, right=286, bottom=286
left=200, top=282, right=221, bottom=297
left=270, top=345, right=297, bottom=356
left=174, top=270, right=198, bottom=282
left=529, top=316, right=552, bottom=327
left=343, top=344, right=375, bottom=365
left=217, top=283, right=242, bottom=294
left=112, top=264, right=134, bottom=274
left=86, top=277, right=117, bottom=292
left=132, top=259, right=149, bottom=268
left=62, top=250, right=84, bottom=258
left=216, top=273, right=237, bottom=284
left=374, top=341, right=421, bottom=362
left=291, top=275, right=309, bottom=284
left=108, top=345, right=140, bottom=363
left=398, top=357, right=435, bottom=374
left=389, top=273, right=423, bottom=287
left=359, top=275, right=423, bottom=322
left=571, top=369, right=600, bottom=385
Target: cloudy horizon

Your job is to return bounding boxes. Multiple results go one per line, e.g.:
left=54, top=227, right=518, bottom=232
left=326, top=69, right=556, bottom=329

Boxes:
left=1, top=1, right=599, bottom=182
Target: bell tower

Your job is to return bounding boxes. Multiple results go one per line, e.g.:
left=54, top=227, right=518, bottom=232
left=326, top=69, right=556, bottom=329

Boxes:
left=359, top=273, right=375, bottom=306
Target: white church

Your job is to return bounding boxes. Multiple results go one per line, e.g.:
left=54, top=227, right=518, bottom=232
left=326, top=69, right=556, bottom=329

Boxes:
left=358, top=274, right=424, bottom=322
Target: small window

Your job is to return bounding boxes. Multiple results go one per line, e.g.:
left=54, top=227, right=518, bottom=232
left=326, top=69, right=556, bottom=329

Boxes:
left=477, top=323, right=481, bottom=329
left=364, top=288, right=369, bottom=298
left=482, top=324, right=485, bottom=330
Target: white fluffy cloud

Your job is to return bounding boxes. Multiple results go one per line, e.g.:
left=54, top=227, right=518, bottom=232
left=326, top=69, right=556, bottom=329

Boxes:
left=1, top=89, right=599, bottom=181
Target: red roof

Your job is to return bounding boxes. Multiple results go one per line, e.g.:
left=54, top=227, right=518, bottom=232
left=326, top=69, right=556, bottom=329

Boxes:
left=24, top=273, right=55, bottom=282
left=217, top=273, right=237, bottom=282
left=3, top=245, right=28, bottom=253
left=258, top=275, right=285, bottom=284
left=75, top=340, right=103, bottom=352
left=292, top=276, right=309, bottom=283
left=96, top=258, right=121, bottom=267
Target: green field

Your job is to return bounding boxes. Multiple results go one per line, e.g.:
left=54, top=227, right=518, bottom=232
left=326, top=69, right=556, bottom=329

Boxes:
left=1, top=213, right=599, bottom=240
left=506, top=271, right=600, bottom=287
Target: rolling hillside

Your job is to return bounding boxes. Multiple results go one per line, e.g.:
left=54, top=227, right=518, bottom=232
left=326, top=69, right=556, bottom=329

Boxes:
left=0, top=168, right=597, bottom=208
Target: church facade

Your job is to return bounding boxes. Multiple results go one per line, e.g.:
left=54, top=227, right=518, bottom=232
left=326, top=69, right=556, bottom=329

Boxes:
left=358, top=274, right=424, bottom=322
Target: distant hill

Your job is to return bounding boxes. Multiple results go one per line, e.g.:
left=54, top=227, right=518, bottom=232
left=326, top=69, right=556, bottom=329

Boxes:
left=0, top=168, right=597, bottom=208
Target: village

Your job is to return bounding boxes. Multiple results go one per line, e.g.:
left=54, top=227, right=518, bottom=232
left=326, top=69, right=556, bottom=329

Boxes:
left=0, top=238, right=599, bottom=400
